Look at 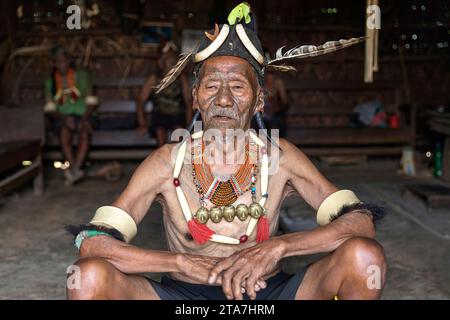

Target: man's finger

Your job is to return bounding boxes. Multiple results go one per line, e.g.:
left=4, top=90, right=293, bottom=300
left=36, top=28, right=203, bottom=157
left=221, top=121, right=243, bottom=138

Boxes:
left=214, top=274, right=223, bottom=285
left=245, top=276, right=258, bottom=300
left=221, top=268, right=238, bottom=300
left=232, top=269, right=248, bottom=300
left=257, top=279, right=267, bottom=289
left=208, top=256, right=238, bottom=284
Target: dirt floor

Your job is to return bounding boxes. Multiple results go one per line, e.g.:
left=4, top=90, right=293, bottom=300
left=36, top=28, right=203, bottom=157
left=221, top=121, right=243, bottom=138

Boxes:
left=0, top=157, right=449, bottom=300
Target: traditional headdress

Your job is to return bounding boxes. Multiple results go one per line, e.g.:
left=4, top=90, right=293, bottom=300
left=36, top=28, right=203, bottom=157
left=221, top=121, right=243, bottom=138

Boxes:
left=155, top=2, right=365, bottom=95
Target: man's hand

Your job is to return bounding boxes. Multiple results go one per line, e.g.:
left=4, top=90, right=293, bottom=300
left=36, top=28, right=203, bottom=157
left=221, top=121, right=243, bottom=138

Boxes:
left=177, top=253, right=268, bottom=294
left=177, top=253, right=224, bottom=285
left=208, top=239, right=286, bottom=300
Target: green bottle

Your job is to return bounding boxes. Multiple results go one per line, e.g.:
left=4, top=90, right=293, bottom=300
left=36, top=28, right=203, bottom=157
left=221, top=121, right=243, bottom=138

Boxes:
left=434, top=142, right=443, bottom=177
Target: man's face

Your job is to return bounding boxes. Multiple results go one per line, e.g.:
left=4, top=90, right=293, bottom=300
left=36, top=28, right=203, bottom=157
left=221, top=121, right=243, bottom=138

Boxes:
left=193, top=56, right=264, bottom=132
left=55, top=52, right=69, bottom=74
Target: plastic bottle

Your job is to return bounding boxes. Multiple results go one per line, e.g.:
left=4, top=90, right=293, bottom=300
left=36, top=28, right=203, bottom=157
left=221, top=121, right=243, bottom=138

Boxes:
left=434, top=142, right=443, bottom=177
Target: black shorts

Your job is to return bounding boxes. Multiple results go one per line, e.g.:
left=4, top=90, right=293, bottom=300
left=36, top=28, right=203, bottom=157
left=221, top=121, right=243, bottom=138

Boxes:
left=147, top=266, right=309, bottom=300
left=52, top=114, right=96, bottom=134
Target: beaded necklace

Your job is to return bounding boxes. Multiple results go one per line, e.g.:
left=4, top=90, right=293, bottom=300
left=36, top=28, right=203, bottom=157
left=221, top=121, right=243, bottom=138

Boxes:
left=172, top=131, right=270, bottom=245
left=191, top=137, right=257, bottom=207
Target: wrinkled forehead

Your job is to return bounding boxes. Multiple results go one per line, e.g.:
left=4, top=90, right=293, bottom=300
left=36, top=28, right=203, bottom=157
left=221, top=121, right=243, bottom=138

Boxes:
left=199, top=56, right=258, bottom=84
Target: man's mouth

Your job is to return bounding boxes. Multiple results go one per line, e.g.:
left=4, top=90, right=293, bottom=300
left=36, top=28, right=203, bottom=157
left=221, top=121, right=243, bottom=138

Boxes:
left=213, top=115, right=236, bottom=121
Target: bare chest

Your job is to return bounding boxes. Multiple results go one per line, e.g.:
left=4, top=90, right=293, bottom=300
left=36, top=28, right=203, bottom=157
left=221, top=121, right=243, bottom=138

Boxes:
left=158, top=164, right=290, bottom=257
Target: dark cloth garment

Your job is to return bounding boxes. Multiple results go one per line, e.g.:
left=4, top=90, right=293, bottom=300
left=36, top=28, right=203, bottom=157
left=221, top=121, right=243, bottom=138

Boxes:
left=147, top=266, right=309, bottom=300
left=52, top=114, right=97, bottom=135
left=152, top=79, right=185, bottom=116
left=150, top=78, right=185, bottom=133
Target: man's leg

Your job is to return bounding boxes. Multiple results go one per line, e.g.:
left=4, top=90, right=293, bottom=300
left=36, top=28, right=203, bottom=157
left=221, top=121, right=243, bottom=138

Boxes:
left=67, top=257, right=160, bottom=300
left=295, top=237, right=386, bottom=300
left=60, top=126, right=75, bottom=165
left=75, top=127, right=91, bottom=169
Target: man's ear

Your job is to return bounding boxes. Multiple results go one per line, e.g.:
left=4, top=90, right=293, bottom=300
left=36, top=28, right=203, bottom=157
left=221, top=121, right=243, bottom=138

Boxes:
left=253, top=87, right=265, bottom=115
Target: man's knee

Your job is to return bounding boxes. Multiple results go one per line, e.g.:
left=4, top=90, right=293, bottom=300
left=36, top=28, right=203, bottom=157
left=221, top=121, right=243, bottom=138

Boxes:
left=338, top=237, right=386, bottom=286
left=66, top=257, right=113, bottom=300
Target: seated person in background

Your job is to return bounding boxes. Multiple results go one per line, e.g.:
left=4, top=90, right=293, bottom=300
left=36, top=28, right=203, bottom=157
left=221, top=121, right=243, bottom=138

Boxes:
left=136, top=41, right=192, bottom=146
left=44, top=46, right=98, bottom=186
left=263, top=67, right=289, bottom=138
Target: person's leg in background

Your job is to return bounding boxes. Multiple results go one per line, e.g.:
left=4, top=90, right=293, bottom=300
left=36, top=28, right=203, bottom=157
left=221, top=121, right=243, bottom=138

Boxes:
left=155, top=126, right=166, bottom=147
left=72, top=116, right=93, bottom=183
left=59, top=115, right=77, bottom=185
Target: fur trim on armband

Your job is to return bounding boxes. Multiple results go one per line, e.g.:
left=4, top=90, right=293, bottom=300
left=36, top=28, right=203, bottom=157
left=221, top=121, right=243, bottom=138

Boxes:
left=330, top=203, right=387, bottom=224
left=65, top=224, right=125, bottom=242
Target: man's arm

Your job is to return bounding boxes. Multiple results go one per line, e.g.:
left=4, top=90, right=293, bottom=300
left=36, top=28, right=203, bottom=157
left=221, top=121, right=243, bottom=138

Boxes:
left=75, top=144, right=224, bottom=284
left=77, top=145, right=172, bottom=267
left=278, top=138, right=375, bottom=247
left=208, top=139, right=376, bottom=299
left=136, top=74, right=156, bottom=135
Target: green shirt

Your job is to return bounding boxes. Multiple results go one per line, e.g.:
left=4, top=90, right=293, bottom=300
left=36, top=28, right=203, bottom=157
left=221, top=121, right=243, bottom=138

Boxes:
left=45, top=69, right=93, bottom=116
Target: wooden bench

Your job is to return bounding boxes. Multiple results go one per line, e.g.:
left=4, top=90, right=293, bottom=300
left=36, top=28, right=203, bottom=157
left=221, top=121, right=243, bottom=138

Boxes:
left=284, top=81, right=415, bottom=156
left=21, top=77, right=159, bottom=160
left=44, top=99, right=157, bottom=160
left=0, top=106, right=45, bottom=196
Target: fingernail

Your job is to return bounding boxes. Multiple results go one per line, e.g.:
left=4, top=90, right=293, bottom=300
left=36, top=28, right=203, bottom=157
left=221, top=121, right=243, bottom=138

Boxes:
left=208, top=275, right=215, bottom=284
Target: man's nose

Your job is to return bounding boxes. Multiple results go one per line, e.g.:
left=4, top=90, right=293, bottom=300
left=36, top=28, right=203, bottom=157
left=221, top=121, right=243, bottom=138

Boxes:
left=216, top=85, right=233, bottom=108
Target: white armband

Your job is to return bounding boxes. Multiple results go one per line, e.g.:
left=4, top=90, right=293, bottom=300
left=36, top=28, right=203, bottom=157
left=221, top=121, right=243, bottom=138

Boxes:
left=89, top=206, right=137, bottom=243
left=316, top=190, right=361, bottom=226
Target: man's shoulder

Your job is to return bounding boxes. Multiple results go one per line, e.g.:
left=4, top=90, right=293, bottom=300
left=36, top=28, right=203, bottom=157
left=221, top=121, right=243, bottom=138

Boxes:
left=277, top=138, right=309, bottom=168
left=142, top=141, right=187, bottom=172
left=140, top=144, right=174, bottom=177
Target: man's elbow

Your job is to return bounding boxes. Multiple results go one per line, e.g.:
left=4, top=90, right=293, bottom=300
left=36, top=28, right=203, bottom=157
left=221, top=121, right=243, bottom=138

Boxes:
left=358, top=213, right=376, bottom=239
left=366, top=219, right=376, bottom=238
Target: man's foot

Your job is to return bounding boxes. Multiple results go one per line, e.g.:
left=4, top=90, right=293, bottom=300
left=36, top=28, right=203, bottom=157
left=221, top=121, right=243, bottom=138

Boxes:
left=64, top=169, right=75, bottom=186
left=64, top=167, right=85, bottom=186
left=72, top=167, right=85, bottom=183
